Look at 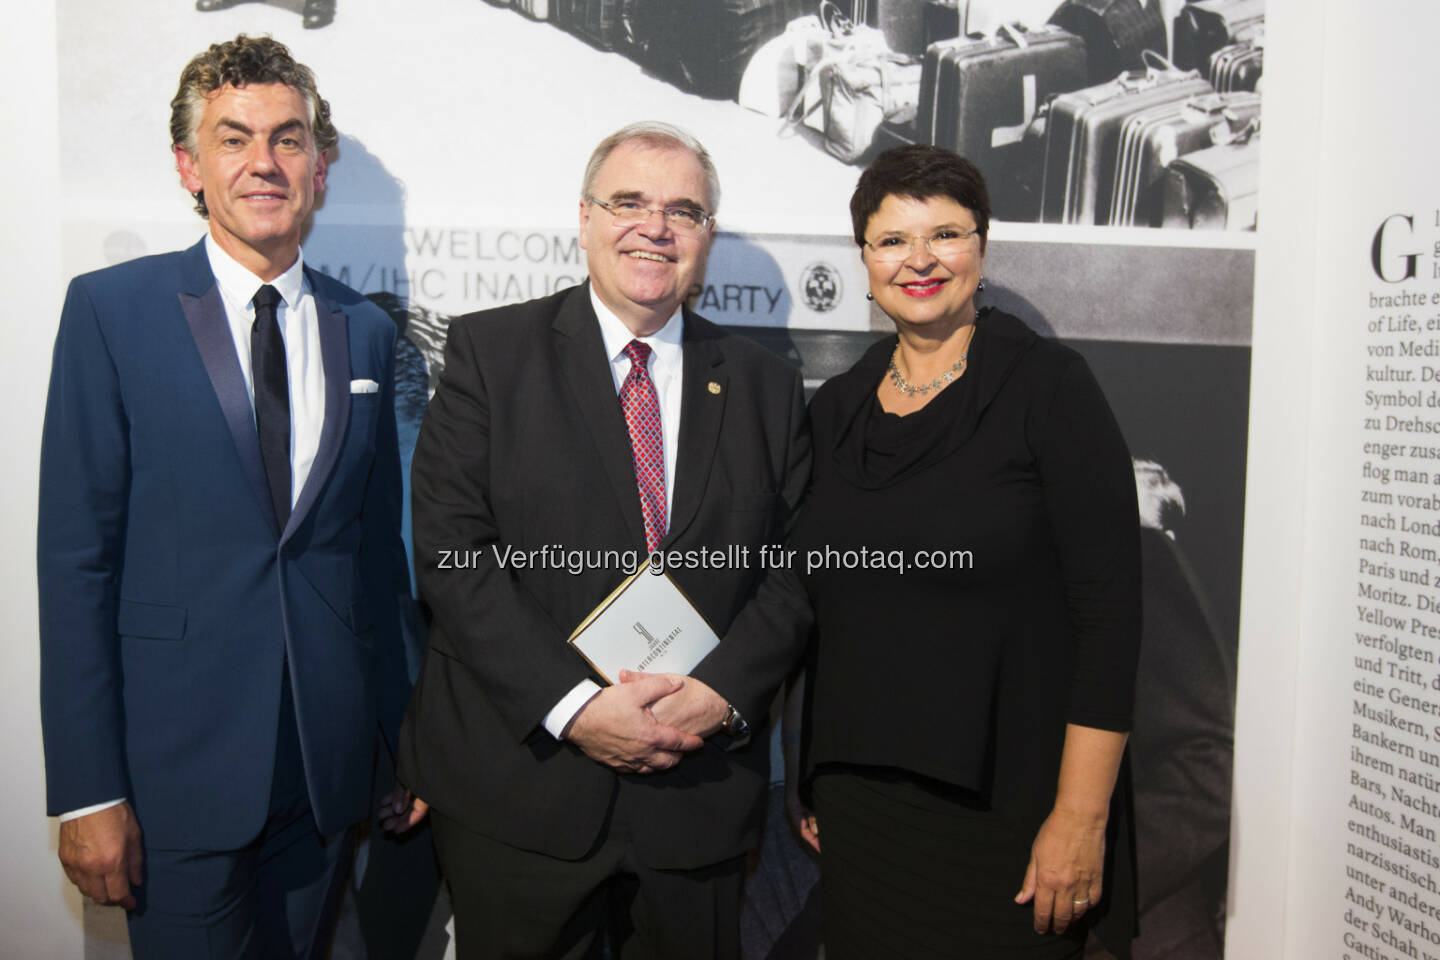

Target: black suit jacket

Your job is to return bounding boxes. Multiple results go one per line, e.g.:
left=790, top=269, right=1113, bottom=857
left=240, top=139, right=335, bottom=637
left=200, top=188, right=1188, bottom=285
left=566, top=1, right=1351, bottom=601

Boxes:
left=398, top=283, right=812, bottom=869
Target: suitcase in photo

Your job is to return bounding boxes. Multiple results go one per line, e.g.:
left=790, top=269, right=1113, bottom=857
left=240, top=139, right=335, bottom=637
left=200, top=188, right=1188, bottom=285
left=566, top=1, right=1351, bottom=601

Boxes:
left=1038, top=54, right=1213, bottom=224
left=511, top=0, right=551, bottom=18
left=918, top=24, right=1087, bottom=221
left=1172, top=0, right=1264, bottom=76
left=1161, top=131, right=1260, bottom=230
left=1208, top=36, right=1262, bottom=92
left=1108, top=90, right=1260, bottom=226
left=554, top=0, right=630, bottom=51
left=1048, top=0, right=1167, bottom=85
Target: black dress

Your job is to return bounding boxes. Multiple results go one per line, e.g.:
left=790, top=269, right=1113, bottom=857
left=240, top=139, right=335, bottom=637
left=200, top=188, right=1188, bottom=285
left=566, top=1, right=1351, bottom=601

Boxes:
left=793, top=310, right=1141, bottom=959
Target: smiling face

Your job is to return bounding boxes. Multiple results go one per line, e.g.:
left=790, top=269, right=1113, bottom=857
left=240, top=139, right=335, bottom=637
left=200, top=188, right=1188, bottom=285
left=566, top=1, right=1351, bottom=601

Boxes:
left=579, top=140, right=714, bottom=336
left=175, top=82, right=326, bottom=280
left=863, top=193, right=985, bottom=334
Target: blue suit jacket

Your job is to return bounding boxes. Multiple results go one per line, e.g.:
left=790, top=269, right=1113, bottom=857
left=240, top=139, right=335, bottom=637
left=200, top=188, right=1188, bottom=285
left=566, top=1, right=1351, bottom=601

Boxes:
left=38, top=238, right=411, bottom=850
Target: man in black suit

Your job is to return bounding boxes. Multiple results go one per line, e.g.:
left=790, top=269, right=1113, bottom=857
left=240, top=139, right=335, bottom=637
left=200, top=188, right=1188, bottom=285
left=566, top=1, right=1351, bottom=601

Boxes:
left=390, top=122, right=812, bottom=958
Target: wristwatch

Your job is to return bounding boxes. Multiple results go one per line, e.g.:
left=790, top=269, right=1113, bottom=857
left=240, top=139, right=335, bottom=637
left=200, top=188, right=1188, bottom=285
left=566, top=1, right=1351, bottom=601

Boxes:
left=721, top=703, right=748, bottom=737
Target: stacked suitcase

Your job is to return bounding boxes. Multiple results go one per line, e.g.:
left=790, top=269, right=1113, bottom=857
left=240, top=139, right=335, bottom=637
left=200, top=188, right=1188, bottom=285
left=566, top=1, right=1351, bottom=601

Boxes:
left=1162, top=119, right=1261, bottom=230
left=874, top=0, right=1267, bottom=230
left=1038, top=57, right=1213, bottom=225
left=916, top=24, right=1086, bottom=220
left=1107, top=90, right=1261, bottom=226
left=1208, top=31, right=1263, bottom=92
left=1172, top=0, right=1265, bottom=76
left=502, top=0, right=1266, bottom=230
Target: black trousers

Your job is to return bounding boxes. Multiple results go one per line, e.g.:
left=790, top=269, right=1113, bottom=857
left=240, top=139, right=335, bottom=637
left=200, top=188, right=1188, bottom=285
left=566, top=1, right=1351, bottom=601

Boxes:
left=431, top=802, right=744, bottom=960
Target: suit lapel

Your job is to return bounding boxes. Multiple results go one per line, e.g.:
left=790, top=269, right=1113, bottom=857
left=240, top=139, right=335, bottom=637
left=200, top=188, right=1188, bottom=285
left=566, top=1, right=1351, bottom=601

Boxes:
left=284, top=284, right=351, bottom=545
left=666, top=311, right=727, bottom=546
left=554, top=286, right=647, bottom=550
left=176, top=241, right=281, bottom=538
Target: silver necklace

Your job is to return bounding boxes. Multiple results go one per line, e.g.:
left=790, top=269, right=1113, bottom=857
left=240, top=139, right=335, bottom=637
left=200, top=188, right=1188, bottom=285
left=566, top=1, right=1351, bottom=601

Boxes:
left=887, top=326, right=978, bottom=398
left=887, top=350, right=966, bottom=396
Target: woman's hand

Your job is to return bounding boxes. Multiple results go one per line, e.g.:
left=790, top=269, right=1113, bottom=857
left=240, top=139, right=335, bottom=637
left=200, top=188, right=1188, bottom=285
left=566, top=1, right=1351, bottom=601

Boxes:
left=778, top=668, right=818, bottom=851
left=785, top=781, right=821, bottom=853
left=1014, top=805, right=1106, bottom=934
left=378, top=784, right=430, bottom=834
left=1014, top=723, right=1127, bottom=933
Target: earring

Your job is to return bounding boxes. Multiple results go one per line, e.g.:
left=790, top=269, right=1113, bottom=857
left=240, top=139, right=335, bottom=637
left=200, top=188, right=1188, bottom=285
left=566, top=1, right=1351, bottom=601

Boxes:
left=865, top=292, right=874, bottom=301
left=976, top=276, right=986, bottom=293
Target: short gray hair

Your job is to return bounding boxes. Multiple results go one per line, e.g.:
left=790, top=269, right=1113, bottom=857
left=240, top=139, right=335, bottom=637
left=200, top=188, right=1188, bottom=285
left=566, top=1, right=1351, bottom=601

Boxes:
left=580, top=121, right=721, bottom=215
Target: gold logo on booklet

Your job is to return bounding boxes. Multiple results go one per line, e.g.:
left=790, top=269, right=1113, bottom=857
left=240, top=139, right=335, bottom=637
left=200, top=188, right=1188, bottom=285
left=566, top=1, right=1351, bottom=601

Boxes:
left=707, top=381, right=722, bottom=395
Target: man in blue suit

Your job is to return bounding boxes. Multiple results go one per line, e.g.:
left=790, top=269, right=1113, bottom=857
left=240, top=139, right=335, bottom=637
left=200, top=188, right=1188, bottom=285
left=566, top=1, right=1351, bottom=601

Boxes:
left=37, top=35, right=411, bottom=958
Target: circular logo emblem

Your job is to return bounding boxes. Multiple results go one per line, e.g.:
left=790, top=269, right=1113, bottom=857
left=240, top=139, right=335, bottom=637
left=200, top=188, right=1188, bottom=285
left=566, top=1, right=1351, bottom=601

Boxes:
left=800, top=262, right=842, bottom=313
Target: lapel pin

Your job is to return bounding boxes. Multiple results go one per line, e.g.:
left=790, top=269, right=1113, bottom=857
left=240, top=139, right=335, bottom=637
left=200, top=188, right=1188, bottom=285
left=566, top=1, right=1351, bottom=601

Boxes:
left=707, top=381, right=722, bottom=395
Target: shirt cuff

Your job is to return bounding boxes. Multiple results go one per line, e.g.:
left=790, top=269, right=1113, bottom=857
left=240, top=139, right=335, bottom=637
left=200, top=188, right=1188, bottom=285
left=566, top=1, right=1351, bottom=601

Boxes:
left=59, top=798, right=125, bottom=822
left=543, top=680, right=603, bottom=740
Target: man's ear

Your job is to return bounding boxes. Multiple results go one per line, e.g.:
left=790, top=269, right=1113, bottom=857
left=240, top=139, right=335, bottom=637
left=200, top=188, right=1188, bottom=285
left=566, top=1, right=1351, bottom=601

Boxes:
left=313, top=150, right=328, bottom=194
left=175, top=145, right=203, bottom=194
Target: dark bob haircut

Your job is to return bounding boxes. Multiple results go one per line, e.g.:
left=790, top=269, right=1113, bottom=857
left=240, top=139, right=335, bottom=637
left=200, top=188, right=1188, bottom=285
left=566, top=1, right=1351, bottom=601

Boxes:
left=849, top=145, right=991, bottom=253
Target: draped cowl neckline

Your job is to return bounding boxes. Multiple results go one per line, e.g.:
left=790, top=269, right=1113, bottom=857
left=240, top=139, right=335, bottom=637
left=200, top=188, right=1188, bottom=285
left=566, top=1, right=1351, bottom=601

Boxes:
left=827, top=308, right=1039, bottom=489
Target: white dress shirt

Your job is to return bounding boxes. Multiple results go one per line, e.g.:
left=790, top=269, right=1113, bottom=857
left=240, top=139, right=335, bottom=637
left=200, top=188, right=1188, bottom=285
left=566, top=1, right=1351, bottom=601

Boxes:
left=60, top=236, right=328, bottom=823
left=206, top=234, right=327, bottom=509
left=540, top=290, right=686, bottom=740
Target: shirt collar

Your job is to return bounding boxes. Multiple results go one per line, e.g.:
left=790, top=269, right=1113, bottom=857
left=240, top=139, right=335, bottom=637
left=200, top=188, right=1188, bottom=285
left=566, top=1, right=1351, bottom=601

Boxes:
left=204, top=234, right=308, bottom=309
left=589, top=285, right=684, bottom=367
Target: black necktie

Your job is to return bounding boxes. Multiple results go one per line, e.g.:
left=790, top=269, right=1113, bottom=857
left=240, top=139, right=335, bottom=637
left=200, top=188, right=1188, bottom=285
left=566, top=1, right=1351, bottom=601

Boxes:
left=251, top=284, right=291, bottom=531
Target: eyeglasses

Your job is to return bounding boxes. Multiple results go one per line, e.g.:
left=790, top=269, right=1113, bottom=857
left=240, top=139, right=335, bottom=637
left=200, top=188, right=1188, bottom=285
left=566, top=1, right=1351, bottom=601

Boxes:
left=863, top=229, right=981, bottom=263
left=587, top=196, right=714, bottom=235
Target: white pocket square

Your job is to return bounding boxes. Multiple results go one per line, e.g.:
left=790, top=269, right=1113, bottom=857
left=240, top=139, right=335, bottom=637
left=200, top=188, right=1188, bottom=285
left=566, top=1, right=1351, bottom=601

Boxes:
left=350, top=379, right=380, bottom=394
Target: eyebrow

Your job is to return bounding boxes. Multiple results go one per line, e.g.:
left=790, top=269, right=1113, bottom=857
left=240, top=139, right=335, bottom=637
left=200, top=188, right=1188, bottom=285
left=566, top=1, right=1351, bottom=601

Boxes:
left=213, top=118, right=308, bottom=139
left=876, top=222, right=975, bottom=236
left=606, top=189, right=706, bottom=213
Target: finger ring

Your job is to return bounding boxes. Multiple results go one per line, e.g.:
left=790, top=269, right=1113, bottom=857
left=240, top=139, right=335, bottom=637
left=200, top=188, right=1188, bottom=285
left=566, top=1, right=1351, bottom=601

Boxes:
left=1073, top=898, right=1089, bottom=907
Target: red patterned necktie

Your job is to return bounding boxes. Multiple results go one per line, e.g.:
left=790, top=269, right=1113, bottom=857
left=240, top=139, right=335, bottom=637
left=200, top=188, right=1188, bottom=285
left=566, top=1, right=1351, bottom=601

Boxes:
left=620, top=340, right=666, bottom=553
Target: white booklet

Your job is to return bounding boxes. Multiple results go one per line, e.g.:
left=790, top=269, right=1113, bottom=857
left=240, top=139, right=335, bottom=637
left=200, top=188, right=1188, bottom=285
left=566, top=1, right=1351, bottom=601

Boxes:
left=567, top=567, right=720, bottom=684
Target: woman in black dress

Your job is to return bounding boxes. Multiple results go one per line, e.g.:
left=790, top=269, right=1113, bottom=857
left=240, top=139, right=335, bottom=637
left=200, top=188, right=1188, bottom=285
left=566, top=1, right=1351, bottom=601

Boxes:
left=789, top=145, right=1140, bottom=959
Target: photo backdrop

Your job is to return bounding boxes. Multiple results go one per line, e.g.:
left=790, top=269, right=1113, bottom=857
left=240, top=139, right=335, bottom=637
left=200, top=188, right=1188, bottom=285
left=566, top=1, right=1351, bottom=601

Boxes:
left=17, top=0, right=1267, bottom=956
